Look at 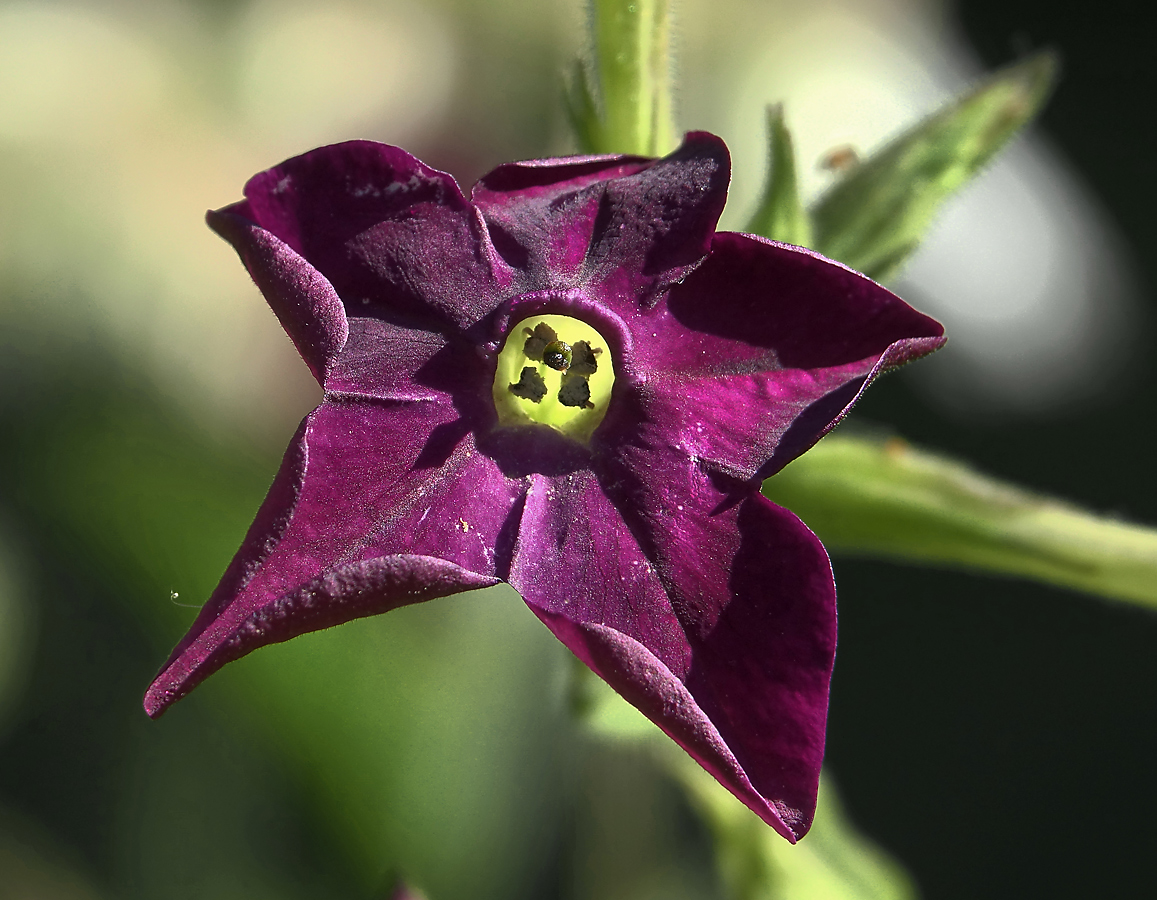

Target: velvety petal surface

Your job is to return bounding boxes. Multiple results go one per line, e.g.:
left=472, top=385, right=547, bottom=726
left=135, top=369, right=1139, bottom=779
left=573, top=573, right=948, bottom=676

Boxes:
left=209, top=206, right=490, bottom=404
left=509, top=469, right=689, bottom=676
left=622, top=232, right=944, bottom=379
left=599, top=233, right=946, bottom=479
left=229, top=141, right=513, bottom=334
left=153, top=132, right=949, bottom=847
left=667, top=233, right=945, bottom=371
left=510, top=454, right=835, bottom=840
left=473, top=153, right=651, bottom=284
left=473, top=133, right=729, bottom=306
left=208, top=208, right=349, bottom=384
left=609, top=441, right=837, bottom=841
left=145, top=399, right=524, bottom=717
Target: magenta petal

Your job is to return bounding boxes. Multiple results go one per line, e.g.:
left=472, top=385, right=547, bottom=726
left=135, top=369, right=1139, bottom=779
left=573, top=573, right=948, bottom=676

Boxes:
left=208, top=209, right=348, bottom=383
left=234, top=141, right=512, bottom=332
left=242, top=141, right=467, bottom=255
left=511, top=461, right=835, bottom=840
left=473, top=154, right=652, bottom=285
left=628, top=338, right=934, bottom=482
left=155, top=132, right=949, bottom=844
left=622, top=368, right=866, bottom=483
left=605, top=233, right=946, bottom=477
left=144, top=400, right=523, bottom=717
left=608, top=444, right=836, bottom=838
left=510, top=469, right=689, bottom=675
left=475, top=152, right=653, bottom=197
left=624, top=232, right=944, bottom=380
left=581, top=132, right=730, bottom=305
left=533, top=612, right=807, bottom=840
left=325, top=318, right=464, bottom=402
left=677, top=494, right=836, bottom=841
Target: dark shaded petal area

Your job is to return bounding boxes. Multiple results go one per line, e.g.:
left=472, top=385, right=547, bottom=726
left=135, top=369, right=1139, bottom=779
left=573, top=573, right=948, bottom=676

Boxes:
left=144, top=400, right=524, bottom=717
left=666, top=234, right=944, bottom=372
left=619, top=233, right=944, bottom=378
left=509, top=236, right=942, bottom=838
left=209, top=206, right=488, bottom=406
left=473, top=133, right=729, bottom=306
left=509, top=469, right=690, bottom=676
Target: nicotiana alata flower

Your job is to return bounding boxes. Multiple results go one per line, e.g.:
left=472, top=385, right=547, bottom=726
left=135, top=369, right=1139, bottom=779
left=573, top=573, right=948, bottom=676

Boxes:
left=144, top=133, right=944, bottom=841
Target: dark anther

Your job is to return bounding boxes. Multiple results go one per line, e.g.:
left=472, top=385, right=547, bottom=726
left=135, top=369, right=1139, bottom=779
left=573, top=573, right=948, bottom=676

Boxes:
left=558, top=373, right=593, bottom=408
left=569, top=340, right=599, bottom=376
left=509, top=366, right=547, bottom=402
left=522, top=323, right=557, bottom=361
left=543, top=340, right=573, bottom=371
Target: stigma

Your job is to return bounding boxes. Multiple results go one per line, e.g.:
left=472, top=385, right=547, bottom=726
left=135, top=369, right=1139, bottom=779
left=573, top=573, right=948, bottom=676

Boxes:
left=492, top=314, right=614, bottom=443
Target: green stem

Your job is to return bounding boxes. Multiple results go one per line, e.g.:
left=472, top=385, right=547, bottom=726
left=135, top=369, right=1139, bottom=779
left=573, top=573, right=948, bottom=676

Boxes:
left=764, top=434, right=1157, bottom=610
left=568, top=0, right=678, bottom=156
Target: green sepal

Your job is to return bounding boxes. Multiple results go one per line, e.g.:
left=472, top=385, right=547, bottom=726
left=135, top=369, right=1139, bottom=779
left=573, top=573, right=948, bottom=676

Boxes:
left=810, top=52, right=1058, bottom=282
left=567, top=0, right=678, bottom=157
left=763, top=434, right=1157, bottom=610
left=746, top=104, right=813, bottom=248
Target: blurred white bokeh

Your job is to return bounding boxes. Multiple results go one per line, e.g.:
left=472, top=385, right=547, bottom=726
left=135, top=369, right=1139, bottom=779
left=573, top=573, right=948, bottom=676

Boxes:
left=0, top=4, right=168, bottom=142
left=237, top=1, right=456, bottom=155
left=895, top=141, right=1134, bottom=412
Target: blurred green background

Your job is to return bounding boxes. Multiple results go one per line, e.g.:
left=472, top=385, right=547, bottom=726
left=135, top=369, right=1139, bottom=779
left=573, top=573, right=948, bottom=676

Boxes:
left=1, top=1, right=1153, bottom=898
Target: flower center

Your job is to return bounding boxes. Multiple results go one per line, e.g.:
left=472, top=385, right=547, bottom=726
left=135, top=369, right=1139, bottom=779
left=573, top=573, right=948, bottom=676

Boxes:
left=492, top=314, right=615, bottom=443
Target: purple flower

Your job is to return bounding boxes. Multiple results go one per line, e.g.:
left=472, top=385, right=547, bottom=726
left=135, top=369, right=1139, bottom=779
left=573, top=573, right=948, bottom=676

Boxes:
left=144, top=133, right=943, bottom=841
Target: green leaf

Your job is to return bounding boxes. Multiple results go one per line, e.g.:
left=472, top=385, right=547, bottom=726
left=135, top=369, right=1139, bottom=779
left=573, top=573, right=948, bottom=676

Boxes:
left=811, top=51, right=1058, bottom=282
left=763, top=434, right=1157, bottom=610
left=746, top=104, right=813, bottom=248
left=567, top=0, right=678, bottom=156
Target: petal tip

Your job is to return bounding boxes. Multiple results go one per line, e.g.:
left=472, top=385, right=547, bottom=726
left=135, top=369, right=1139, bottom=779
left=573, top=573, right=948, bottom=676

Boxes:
left=142, top=681, right=177, bottom=719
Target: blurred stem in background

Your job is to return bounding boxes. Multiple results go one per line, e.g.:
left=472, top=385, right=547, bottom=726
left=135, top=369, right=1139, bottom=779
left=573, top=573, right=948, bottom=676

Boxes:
left=748, top=49, right=1157, bottom=611
left=574, top=660, right=916, bottom=900
left=746, top=104, right=812, bottom=250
